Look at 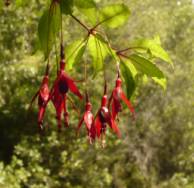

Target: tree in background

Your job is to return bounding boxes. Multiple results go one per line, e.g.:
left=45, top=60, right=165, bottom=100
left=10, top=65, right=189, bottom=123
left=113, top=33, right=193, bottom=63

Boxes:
left=0, top=0, right=193, bottom=188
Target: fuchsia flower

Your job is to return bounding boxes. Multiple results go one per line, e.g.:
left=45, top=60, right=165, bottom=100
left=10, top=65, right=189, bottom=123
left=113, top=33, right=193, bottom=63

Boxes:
left=95, top=85, right=121, bottom=146
left=30, top=65, right=50, bottom=130
left=49, top=50, right=83, bottom=130
left=108, top=75, right=135, bottom=120
left=76, top=93, right=96, bottom=144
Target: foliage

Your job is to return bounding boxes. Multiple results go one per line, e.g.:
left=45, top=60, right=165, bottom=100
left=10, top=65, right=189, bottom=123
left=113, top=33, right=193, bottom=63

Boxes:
left=0, top=0, right=194, bottom=188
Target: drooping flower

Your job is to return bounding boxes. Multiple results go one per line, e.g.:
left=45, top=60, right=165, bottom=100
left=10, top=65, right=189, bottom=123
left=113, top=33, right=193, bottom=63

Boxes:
left=108, top=74, right=135, bottom=120
left=95, top=84, right=120, bottom=147
left=30, top=64, right=50, bottom=130
left=76, top=92, right=96, bottom=143
left=49, top=46, right=83, bottom=130
left=51, top=84, right=66, bottom=130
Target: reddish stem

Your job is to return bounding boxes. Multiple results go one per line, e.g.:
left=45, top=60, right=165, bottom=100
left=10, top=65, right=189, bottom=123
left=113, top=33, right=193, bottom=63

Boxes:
left=104, top=82, right=107, bottom=95
left=60, top=44, right=65, bottom=59
left=85, top=91, right=89, bottom=102
left=45, top=62, right=50, bottom=76
left=117, top=46, right=145, bottom=54
left=70, top=14, right=90, bottom=32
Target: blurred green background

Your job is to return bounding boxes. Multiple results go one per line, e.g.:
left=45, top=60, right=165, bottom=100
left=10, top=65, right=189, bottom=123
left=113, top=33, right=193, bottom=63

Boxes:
left=0, top=0, right=194, bottom=187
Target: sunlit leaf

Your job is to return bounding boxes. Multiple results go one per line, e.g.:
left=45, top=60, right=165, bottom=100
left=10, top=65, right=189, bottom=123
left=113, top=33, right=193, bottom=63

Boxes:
left=132, top=37, right=173, bottom=66
left=120, top=58, right=138, bottom=77
left=95, top=33, right=118, bottom=61
left=120, top=61, right=136, bottom=99
left=65, top=39, right=87, bottom=70
left=74, top=0, right=98, bottom=25
left=88, top=35, right=108, bottom=75
left=99, top=4, right=130, bottom=28
left=129, top=54, right=164, bottom=78
left=152, top=77, right=167, bottom=90
left=38, top=2, right=61, bottom=59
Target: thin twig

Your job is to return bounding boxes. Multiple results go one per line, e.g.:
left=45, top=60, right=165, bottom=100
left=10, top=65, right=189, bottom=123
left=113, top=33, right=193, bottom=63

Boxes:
left=70, top=14, right=90, bottom=32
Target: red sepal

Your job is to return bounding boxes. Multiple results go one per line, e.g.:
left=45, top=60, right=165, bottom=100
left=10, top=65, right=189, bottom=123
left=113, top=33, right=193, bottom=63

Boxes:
left=50, top=58, right=82, bottom=129
left=120, top=91, right=135, bottom=119
left=63, top=72, right=83, bottom=99
left=51, top=87, right=65, bottom=130
left=77, top=117, right=84, bottom=133
left=112, top=97, right=122, bottom=120
left=109, top=77, right=135, bottom=120
left=95, top=115, right=102, bottom=138
left=30, top=73, right=50, bottom=130
left=76, top=101, right=95, bottom=143
left=95, top=94, right=121, bottom=141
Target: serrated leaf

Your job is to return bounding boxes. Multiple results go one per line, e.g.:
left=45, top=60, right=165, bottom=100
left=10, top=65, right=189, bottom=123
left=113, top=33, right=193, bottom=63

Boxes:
left=65, top=39, right=87, bottom=70
left=60, top=0, right=74, bottom=15
left=95, top=33, right=118, bottom=61
left=99, top=4, right=130, bottom=28
left=132, top=38, right=173, bottom=66
left=122, top=55, right=167, bottom=89
left=120, top=58, right=138, bottom=77
left=88, top=35, right=108, bottom=75
left=80, top=8, right=99, bottom=25
left=120, top=61, right=136, bottom=99
left=129, top=54, right=164, bottom=78
left=74, top=0, right=98, bottom=24
left=38, top=2, right=61, bottom=59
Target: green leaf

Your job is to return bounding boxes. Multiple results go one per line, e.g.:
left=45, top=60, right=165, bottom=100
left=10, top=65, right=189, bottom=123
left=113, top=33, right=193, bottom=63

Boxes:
left=152, top=77, right=167, bottom=90
left=121, top=59, right=138, bottom=77
left=74, top=0, right=98, bottom=25
left=153, top=35, right=161, bottom=45
left=15, top=0, right=28, bottom=7
left=65, top=39, right=87, bottom=70
left=129, top=54, right=164, bottom=78
left=132, top=37, right=173, bottom=66
left=88, top=35, right=108, bottom=75
left=74, top=0, right=96, bottom=8
left=95, top=33, right=118, bottom=61
left=38, top=3, right=61, bottom=59
left=122, top=55, right=167, bottom=89
left=120, top=61, right=136, bottom=99
left=60, top=0, right=74, bottom=15
left=99, top=4, right=130, bottom=28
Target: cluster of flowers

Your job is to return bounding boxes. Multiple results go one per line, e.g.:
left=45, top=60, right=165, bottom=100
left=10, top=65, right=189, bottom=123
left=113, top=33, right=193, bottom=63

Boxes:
left=31, top=45, right=135, bottom=145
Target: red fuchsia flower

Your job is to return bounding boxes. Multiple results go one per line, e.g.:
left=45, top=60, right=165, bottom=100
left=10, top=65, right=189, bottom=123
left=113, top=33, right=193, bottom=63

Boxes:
left=95, top=84, right=121, bottom=147
left=76, top=92, right=96, bottom=144
left=49, top=46, right=83, bottom=130
left=51, top=83, right=67, bottom=130
left=108, top=74, right=135, bottom=121
left=30, top=64, right=50, bottom=131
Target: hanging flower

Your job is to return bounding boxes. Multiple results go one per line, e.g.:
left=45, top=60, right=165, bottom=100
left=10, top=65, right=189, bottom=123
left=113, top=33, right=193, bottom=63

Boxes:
left=76, top=93, right=96, bottom=144
left=51, top=84, right=66, bottom=130
left=108, top=75, right=135, bottom=120
left=50, top=57, right=83, bottom=130
left=30, top=65, right=50, bottom=131
left=95, top=85, right=120, bottom=147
